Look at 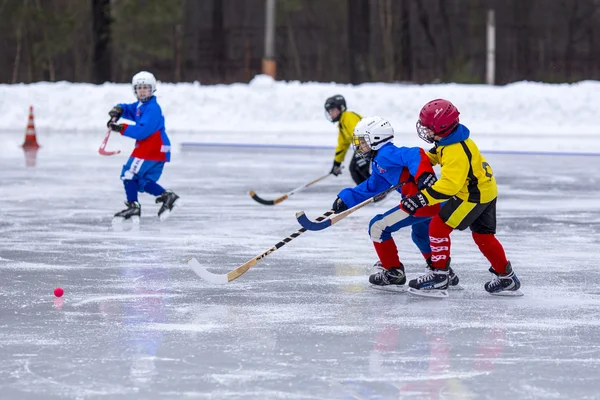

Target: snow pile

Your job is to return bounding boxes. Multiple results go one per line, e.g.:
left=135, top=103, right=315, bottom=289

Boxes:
left=1, top=77, right=599, bottom=154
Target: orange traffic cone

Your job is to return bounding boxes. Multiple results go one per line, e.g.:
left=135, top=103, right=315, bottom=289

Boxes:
left=22, top=105, right=40, bottom=149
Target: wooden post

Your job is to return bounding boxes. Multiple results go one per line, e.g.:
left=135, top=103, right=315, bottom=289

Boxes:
left=486, top=9, right=496, bottom=85
left=262, top=0, right=276, bottom=79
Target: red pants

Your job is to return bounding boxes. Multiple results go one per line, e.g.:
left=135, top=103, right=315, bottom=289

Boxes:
left=429, top=215, right=509, bottom=273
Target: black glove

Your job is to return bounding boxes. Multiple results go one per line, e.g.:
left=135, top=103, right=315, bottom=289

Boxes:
left=332, top=197, right=349, bottom=214
left=417, top=172, right=437, bottom=189
left=330, top=161, right=342, bottom=176
left=107, top=106, right=123, bottom=127
left=400, top=192, right=428, bottom=215
left=109, top=123, right=125, bottom=133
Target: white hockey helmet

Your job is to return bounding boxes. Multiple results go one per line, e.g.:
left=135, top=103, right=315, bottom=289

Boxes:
left=132, top=71, right=157, bottom=101
left=353, top=116, right=394, bottom=155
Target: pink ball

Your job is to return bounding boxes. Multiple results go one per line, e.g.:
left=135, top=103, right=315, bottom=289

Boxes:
left=54, top=287, right=64, bottom=298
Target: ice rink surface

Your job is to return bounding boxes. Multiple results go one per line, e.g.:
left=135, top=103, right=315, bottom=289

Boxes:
left=1, top=144, right=600, bottom=399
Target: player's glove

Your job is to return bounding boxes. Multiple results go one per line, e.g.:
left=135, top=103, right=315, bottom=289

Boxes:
left=332, top=197, right=349, bottom=214
left=400, top=192, right=428, bottom=215
left=417, top=172, right=437, bottom=189
left=109, top=123, right=125, bottom=133
left=107, top=106, right=123, bottom=127
left=330, top=161, right=343, bottom=176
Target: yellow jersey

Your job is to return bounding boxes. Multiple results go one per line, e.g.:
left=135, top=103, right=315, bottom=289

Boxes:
left=334, top=111, right=362, bottom=164
left=423, top=125, right=498, bottom=205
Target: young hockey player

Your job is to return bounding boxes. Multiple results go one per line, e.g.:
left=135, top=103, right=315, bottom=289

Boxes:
left=401, top=99, right=522, bottom=297
left=331, top=116, right=460, bottom=290
left=324, top=95, right=370, bottom=184
left=107, top=71, right=180, bottom=223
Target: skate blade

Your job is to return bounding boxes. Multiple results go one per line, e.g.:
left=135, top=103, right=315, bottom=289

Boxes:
left=370, top=284, right=407, bottom=293
left=159, top=210, right=172, bottom=221
left=159, top=199, right=182, bottom=222
left=407, top=287, right=449, bottom=298
left=449, top=284, right=464, bottom=291
left=112, top=216, right=140, bottom=224
left=490, top=289, right=524, bottom=297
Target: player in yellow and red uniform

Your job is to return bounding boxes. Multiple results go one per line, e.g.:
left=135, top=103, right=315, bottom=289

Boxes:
left=400, top=99, right=522, bottom=298
left=324, top=95, right=370, bottom=184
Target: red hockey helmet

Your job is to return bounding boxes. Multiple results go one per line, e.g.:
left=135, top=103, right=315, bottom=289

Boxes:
left=416, top=99, right=460, bottom=143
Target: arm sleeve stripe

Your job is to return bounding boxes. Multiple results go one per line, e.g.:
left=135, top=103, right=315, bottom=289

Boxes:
left=459, top=141, right=481, bottom=203
left=425, top=187, right=453, bottom=200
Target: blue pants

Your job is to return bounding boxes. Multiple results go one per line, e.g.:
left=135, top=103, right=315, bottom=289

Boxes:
left=368, top=205, right=433, bottom=255
left=120, top=157, right=165, bottom=201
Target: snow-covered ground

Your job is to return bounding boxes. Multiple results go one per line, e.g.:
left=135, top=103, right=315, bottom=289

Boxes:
left=1, top=77, right=600, bottom=154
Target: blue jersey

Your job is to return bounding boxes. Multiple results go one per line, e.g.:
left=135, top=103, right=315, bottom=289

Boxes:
left=337, top=142, right=434, bottom=207
left=117, top=96, right=171, bottom=162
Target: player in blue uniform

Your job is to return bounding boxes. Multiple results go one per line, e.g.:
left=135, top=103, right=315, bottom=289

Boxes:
left=331, top=116, right=460, bottom=290
left=107, top=71, right=180, bottom=222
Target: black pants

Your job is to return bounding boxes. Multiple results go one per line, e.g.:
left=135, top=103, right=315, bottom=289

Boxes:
left=349, top=152, right=371, bottom=185
left=439, top=196, right=498, bottom=234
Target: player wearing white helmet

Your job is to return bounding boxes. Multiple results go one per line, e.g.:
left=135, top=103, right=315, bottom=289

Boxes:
left=331, top=116, right=460, bottom=291
left=107, top=71, right=180, bottom=223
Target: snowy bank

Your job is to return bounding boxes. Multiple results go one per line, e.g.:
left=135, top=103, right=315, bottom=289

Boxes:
left=1, top=76, right=599, bottom=154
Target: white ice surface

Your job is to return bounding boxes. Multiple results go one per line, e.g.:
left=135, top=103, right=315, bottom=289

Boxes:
left=1, top=143, right=599, bottom=399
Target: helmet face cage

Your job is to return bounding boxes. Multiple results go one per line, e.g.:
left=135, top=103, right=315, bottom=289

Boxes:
left=352, top=134, right=377, bottom=160
left=134, top=84, right=153, bottom=101
left=352, top=134, right=371, bottom=154
left=416, top=120, right=435, bottom=143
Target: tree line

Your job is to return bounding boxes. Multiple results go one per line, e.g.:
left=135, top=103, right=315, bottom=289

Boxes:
left=1, top=0, right=599, bottom=85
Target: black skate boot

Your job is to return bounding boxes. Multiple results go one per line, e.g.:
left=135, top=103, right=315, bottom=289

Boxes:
left=369, top=265, right=406, bottom=292
left=427, top=258, right=461, bottom=288
left=113, top=201, right=141, bottom=223
left=408, top=268, right=449, bottom=298
left=484, top=261, right=523, bottom=296
left=156, top=190, right=180, bottom=221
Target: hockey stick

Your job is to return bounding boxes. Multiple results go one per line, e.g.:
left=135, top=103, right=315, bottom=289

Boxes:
left=295, top=183, right=403, bottom=231
left=187, top=210, right=335, bottom=284
left=99, top=118, right=121, bottom=156
left=249, top=172, right=332, bottom=205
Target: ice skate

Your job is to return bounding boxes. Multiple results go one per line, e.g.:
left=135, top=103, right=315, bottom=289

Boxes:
left=408, top=268, right=449, bottom=298
left=369, top=266, right=407, bottom=293
left=112, top=201, right=141, bottom=224
left=426, top=258, right=462, bottom=290
left=484, top=262, right=523, bottom=297
left=156, top=190, right=180, bottom=221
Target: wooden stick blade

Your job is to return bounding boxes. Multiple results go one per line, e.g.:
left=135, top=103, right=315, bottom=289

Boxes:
left=249, top=190, right=284, bottom=206
left=187, top=257, right=229, bottom=284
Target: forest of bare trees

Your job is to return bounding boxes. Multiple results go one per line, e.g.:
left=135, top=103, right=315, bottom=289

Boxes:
left=1, top=0, right=599, bottom=85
